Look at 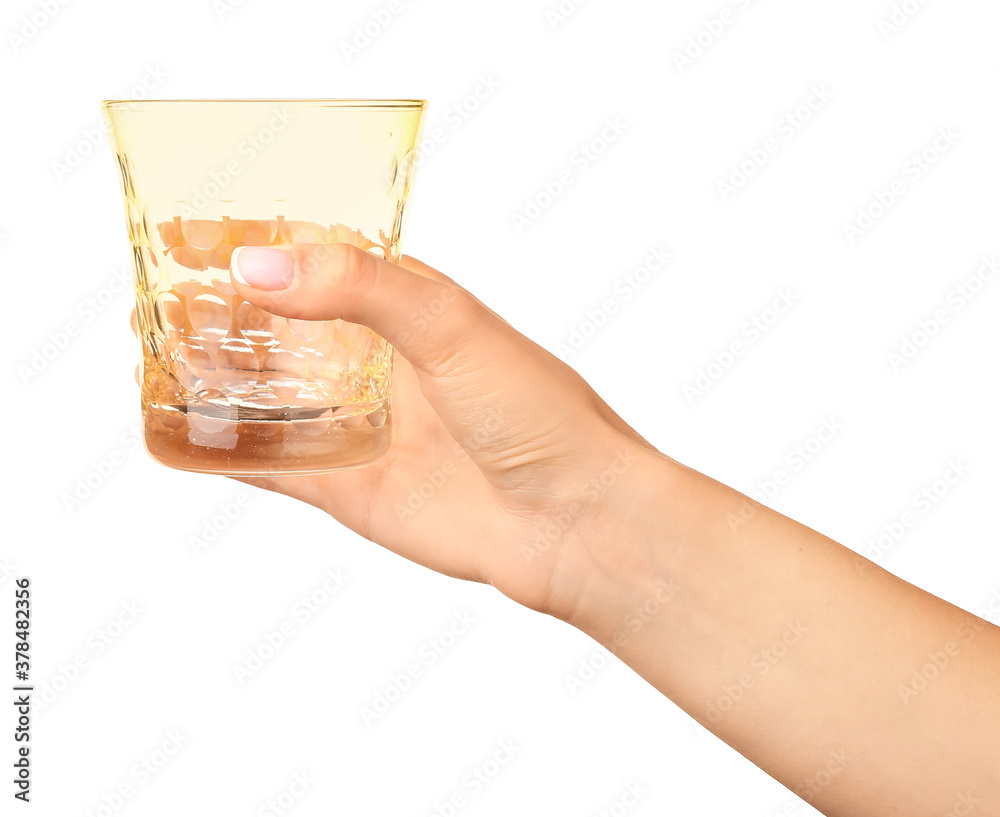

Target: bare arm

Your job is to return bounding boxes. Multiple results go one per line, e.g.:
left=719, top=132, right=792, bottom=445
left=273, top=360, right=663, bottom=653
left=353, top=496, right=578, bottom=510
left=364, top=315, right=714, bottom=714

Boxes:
left=555, top=444, right=1000, bottom=815
left=222, top=243, right=1000, bottom=815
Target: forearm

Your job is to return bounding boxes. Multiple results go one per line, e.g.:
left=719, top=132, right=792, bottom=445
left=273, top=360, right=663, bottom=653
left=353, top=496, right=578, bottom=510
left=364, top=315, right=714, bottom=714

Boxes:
left=561, top=439, right=1000, bottom=816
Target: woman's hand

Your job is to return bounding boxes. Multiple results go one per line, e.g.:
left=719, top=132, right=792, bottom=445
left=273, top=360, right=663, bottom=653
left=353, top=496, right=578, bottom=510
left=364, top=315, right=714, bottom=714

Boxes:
left=131, top=243, right=1000, bottom=815
left=221, top=243, right=662, bottom=620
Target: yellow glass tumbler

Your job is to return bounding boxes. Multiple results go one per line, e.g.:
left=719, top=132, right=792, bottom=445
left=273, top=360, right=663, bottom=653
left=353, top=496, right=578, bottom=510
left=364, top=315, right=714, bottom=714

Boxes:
left=101, top=99, right=427, bottom=475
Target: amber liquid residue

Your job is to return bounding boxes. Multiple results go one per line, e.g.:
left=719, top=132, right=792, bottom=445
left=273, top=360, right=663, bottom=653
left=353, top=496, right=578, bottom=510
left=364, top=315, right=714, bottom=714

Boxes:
left=137, top=218, right=393, bottom=475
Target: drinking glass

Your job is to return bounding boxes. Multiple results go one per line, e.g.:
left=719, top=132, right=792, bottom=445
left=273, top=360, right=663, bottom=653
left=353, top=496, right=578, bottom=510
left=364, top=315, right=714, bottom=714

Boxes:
left=101, top=99, right=427, bottom=475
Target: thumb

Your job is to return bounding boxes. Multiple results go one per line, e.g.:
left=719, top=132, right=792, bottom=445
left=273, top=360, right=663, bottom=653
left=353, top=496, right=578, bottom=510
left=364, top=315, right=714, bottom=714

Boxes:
left=229, top=243, right=486, bottom=377
left=229, top=243, right=572, bottom=470
left=228, top=243, right=650, bottom=487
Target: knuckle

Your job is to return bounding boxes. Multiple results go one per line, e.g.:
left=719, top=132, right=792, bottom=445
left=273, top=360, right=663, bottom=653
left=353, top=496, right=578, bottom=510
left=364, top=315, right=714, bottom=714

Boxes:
left=335, top=244, right=378, bottom=301
left=446, top=289, right=492, bottom=341
left=418, top=287, right=484, bottom=374
left=447, top=288, right=479, bottom=326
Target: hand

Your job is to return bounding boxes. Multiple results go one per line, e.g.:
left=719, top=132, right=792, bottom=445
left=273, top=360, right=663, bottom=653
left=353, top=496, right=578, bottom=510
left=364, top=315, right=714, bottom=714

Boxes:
left=217, top=244, right=661, bottom=618
left=130, top=244, right=1000, bottom=814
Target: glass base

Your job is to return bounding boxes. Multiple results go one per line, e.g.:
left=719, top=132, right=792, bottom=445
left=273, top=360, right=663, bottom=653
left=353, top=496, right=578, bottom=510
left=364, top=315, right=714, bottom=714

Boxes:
left=142, top=401, right=391, bottom=476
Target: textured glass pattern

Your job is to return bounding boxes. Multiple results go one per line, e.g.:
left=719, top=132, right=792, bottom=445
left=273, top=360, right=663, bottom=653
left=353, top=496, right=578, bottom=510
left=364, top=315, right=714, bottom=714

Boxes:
left=102, top=100, right=426, bottom=475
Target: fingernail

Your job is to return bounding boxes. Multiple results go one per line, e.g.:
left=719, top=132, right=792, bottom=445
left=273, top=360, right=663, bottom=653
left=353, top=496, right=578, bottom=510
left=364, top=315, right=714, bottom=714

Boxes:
left=231, top=247, right=294, bottom=290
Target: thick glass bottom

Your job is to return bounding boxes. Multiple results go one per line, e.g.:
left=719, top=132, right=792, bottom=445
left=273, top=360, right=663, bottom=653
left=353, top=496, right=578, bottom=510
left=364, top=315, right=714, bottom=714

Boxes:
left=142, top=401, right=391, bottom=476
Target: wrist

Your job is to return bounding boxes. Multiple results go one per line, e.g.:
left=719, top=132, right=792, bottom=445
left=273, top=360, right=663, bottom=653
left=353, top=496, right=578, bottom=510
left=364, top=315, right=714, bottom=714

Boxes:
left=544, top=434, right=694, bottom=647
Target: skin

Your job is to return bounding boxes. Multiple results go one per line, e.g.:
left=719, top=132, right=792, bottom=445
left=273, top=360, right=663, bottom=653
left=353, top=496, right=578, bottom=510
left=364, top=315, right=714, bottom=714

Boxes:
left=133, top=244, right=1000, bottom=816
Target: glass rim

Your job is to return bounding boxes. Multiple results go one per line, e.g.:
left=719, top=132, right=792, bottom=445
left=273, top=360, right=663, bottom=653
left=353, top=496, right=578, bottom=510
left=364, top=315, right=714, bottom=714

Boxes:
left=101, top=98, right=427, bottom=110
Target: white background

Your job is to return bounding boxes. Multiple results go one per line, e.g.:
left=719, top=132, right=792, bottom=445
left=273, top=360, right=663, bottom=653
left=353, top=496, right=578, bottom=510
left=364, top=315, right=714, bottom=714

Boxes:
left=2, top=0, right=1000, bottom=814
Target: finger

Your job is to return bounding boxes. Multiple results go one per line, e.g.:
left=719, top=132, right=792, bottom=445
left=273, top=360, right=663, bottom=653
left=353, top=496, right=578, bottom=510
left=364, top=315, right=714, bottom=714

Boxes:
left=396, top=253, right=512, bottom=324
left=228, top=243, right=586, bottom=475
left=229, top=243, right=491, bottom=378
left=228, top=244, right=656, bottom=474
left=395, top=257, right=655, bottom=452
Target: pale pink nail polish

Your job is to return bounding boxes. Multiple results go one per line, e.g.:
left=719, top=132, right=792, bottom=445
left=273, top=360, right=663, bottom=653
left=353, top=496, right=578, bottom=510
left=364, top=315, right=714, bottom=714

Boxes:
left=231, top=247, right=294, bottom=290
